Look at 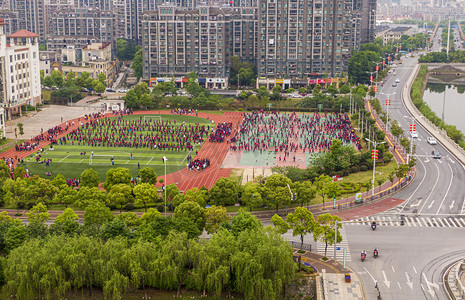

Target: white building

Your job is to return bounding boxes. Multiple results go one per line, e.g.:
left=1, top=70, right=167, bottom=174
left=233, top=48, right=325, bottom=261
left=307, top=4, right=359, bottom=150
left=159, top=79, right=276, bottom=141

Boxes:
left=0, top=18, right=42, bottom=120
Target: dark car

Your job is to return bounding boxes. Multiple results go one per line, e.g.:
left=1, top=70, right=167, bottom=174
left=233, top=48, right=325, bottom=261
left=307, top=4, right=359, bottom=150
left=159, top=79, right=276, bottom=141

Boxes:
left=432, top=150, right=441, bottom=159
left=392, top=83, right=397, bottom=87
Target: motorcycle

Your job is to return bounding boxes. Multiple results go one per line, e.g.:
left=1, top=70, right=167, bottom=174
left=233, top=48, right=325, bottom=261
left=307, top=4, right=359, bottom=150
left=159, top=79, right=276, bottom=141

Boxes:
left=371, top=222, right=376, bottom=231
left=373, top=250, right=379, bottom=258
left=361, top=253, right=366, bottom=262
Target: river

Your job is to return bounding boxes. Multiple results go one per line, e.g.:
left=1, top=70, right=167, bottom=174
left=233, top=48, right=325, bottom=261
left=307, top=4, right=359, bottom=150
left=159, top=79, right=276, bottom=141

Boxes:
left=422, top=81, right=465, bottom=134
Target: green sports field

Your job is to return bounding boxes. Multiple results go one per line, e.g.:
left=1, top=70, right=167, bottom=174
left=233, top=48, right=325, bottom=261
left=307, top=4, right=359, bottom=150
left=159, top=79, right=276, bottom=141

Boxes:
left=22, top=114, right=214, bottom=180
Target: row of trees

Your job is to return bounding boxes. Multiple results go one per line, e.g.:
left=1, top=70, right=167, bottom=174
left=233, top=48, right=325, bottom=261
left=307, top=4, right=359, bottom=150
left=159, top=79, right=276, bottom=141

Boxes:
left=0, top=205, right=295, bottom=299
left=418, top=50, right=465, bottom=63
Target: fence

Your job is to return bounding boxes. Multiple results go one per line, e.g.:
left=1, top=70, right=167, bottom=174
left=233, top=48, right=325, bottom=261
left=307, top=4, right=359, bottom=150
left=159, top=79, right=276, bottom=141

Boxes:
left=289, top=241, right=312, bottom=251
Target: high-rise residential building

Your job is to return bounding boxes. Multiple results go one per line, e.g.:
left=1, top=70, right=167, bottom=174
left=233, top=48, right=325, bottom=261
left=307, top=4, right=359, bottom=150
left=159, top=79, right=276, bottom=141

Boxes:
left=0, top=19, right=42, bottom=119
left=10, top=0, right=47, bottom=40
left=231, top=7, right=257, bottom=64
left=142, top=6, right=238, bottom=80
left=51, top=8, right=115, bottom=43
left=256, top=0, right=353, bottom=79
left=353, top=0, right=376, bottom=45
left=0, top=10, right=19, bottom=36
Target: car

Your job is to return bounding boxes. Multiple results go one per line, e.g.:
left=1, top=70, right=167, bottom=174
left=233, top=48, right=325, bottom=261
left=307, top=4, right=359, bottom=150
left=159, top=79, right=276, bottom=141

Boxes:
left=427, top=137, right=437, bottom=145
left=395, top=79, right=400, bottom=83
left=432, top=150, right=441, bottom=159
left=392, top=83, right=397, bottom=87
left=106, top=88, right=116, bottom=92
left=410, top=131, right=419, bottom=138
left=117, top=89, right=128, bottom=93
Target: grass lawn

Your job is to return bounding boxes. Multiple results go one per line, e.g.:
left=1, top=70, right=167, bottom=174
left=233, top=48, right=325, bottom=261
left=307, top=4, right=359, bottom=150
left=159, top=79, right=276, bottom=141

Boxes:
left=22, top=114, right=215, bottom=180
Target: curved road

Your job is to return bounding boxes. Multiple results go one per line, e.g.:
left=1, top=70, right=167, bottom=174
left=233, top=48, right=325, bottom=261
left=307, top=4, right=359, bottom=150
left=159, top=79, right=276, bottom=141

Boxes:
left=346, top=38, right=465, bottom=299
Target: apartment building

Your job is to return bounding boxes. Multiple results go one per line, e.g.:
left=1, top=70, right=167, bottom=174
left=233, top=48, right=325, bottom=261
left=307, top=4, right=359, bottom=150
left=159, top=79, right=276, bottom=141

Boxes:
left=231, top=7, right=257, bottom=64
left=142, top=6, right=238, bottom=81
left=9, top=0, right=47, bottom=40
left=51, top=8, right=115, bottom=43
left=353, top=0, right=376, bottom=45
left=0, top=21, right=41, bottom=119
left=0, top=10, right=19, bottom=36
left=256, top=0, right=353, bottom=79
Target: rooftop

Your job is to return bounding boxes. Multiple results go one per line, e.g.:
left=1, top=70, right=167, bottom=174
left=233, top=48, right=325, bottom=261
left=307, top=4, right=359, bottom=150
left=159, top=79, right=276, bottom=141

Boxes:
left=8, top=29, right=39, bottom=38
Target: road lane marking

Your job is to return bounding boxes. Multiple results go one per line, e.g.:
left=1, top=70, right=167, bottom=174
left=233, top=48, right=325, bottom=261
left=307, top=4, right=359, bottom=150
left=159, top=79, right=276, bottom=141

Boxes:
left=398, top=282, right=402, bottom=289
left=437, top=218, right=445, bottom=227
left=427, top=200, right=435, bottom=210
left=406, top=272, right=413, bottom=289
left=401, top=157, right=428, bottom=211
left=449, top=200, right=455, bottom=210
left=420, top=163, right=440, bottom=213
left=436, top=163, right=454, bottom=215
left=413, top=266, right=417, bottom=274
left=421, top=218, right=429, bottom=227
left=431, top=218, right=439, bottom=227
left=382, top=270, right=391, bottom=288
left=364, top=267, right=378, bottom=285
left=448, top=218, right=457, bottom=227
left=392, top=265, right=395, bottom=273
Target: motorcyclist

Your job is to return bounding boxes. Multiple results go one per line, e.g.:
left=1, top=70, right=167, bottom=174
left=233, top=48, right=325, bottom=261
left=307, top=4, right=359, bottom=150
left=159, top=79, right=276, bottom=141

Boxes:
left=371, top=222, right=376, bottom=230
left=361, top=250, right=367, bottom=259
left=373, top=248, right=378, bottom=257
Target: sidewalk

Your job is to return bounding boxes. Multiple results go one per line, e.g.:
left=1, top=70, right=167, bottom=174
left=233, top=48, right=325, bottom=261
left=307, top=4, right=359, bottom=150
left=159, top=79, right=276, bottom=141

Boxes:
left=297, top=251, right=365, bottom=300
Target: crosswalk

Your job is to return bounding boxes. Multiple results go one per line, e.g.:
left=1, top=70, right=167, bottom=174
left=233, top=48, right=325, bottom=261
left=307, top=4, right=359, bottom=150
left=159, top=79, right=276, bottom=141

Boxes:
left=316, top=226, right=351, bottom=261
left=348, top=215, right=465, bottom=228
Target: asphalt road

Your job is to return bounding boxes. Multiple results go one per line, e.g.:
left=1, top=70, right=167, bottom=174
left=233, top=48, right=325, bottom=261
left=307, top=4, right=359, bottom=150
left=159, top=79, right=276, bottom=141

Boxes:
left=346, top=225, right=464, bottom=300
left=352, top=35, right=465, bottom=299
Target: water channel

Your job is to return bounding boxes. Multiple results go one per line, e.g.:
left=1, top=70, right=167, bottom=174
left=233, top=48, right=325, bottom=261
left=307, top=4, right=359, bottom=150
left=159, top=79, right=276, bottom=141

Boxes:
left=422, top=76, right=465, bottom=134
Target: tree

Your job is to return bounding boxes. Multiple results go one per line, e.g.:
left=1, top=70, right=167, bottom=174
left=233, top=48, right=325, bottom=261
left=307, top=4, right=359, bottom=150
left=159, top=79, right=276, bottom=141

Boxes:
left=293, top=181, right=316, bottom=209
left=133, top=183, right=157, bottom=212
left=287, top=207, right=316, bottom=250
left=314, top=174, right=333, bottom=208
left=272, top=84, right=282, bottom=94
left=139, top=207, right=161, bottom=225
left=43, top=76, right=53, bottom=87
left=270, top=214, right=290, bottom=234
left=313, top=84, right=321, bottom=94
left=230, top=208, right=262, bottom=236
left=26, top=203, right=50, bottom=223
left=4, top=224, right=27, bottom=252
left=174, top=200, right=206, bottom=231
left=83, top=201, right=114, bottom=227
left=123, top=89, right=139, bottom=108
left=314, top=213, right=342, bottom=257
left=54, top=207, right=78, bottom=224
left=100, top=218, right=130, bottom=240
left=51, top=70, right=64, bottom=87
left=327, top=83, right=338, bottom=95
left=208, top=177, right=239, bottom=206
left=94, top=81, right=106, bottom=93
left=263, top=174, right=292, bottom=213
left=164, top=183, right=180, bottom=203
left=241, top=182, right=262, bottom=212
left=204, top=205, right=230, bottom=234
left=395, top=163, right=410, bottom=182
left=115, top=212, right=140, bottom=228
left=17, top=123, right=24, bottom=138
left=107, top=184, right=133, bottom=212
left=339, top=83, right=351, bottom=94
left=98, top=73, right=107, bottom=87
left=325, top=181, right=342, bottom=204
left=348, top=50, right=381, bottom=84
left=74, top=186, right=107, bottom=209
left=132, top=48, right=143, bottom=78
left=80, top=168, right=100, bottom=188
left=104, top=168, right=132, bottom=191
left=138, top=167, right=157, bottom=184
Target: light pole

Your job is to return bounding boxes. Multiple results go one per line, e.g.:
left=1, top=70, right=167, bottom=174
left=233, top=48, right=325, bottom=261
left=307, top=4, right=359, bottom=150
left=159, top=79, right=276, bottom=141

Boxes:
left=365, top=138, right=386, bottom=196
left=404, top=115, right=422, bottom=164
left=163, top=156, right=167, bottom=216
left=380, top=91, right=396, bottom=131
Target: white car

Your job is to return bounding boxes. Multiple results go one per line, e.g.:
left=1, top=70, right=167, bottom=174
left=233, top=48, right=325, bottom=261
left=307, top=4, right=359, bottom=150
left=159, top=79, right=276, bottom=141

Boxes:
left=395, top=79, right=400, bottom=83
left=427, top=137, right=437, bottom=145
left=411, top=131, right=419, bottom=138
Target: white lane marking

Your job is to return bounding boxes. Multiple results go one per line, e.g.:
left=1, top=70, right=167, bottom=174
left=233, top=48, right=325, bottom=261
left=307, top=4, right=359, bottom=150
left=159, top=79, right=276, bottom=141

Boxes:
left=461, top=197, right=465, bottom=215
left=420, top=163, right=440, bottom=213
left=364, top=267, right=378, bottom=285
left=449, top=200, right=455, bottom=210
left=406, top=272, right=413, bottom=289
left=400, top=157, right=428, bottom=211
left=421, top=218, right=429, bottom=227
left=443, top=218, right=451, bottom=227
left=427, top=200, right=435, bottom=210
left=398, top=282, right=402, bottom=289
left=382, top=270, right=391, bottom=288
left=448, top=218, right=457, bottom=227
left=413, top=266, right=417, bottom=274
left=436, top=163, right=454, bottom=215
left=411, top=200, right=422, bottom=207
left=431, top=218, right=439, bottom=227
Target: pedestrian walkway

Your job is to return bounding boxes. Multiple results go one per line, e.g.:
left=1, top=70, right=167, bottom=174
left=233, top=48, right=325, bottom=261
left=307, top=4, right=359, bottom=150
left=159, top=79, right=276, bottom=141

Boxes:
left=317, top=226, right=352, bottom=261
left=348, top=215, right=465, bottom=228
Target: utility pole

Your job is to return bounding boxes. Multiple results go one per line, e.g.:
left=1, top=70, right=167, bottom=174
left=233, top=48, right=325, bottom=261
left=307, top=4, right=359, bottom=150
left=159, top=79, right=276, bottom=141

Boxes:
left=447, top=18, right=451, bottom=58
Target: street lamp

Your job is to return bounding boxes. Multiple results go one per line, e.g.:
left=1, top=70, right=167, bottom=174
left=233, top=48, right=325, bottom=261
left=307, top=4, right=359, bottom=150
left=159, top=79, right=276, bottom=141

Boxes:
left=380, top=91, right=396, bottom=131
left=365, top=138, right=386, bottom=196
left=163, top=156, right=168, bottom=216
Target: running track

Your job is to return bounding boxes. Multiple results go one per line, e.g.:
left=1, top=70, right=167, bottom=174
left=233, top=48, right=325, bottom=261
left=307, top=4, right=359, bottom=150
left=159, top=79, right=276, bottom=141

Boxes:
left=1, top=110, right=243, bottom=191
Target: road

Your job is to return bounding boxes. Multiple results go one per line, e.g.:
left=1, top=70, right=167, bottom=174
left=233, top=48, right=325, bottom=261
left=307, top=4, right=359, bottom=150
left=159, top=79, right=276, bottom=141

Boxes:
left=346, top=225, right=465, bottom=300
left=351, top=36, right=465, bottom=298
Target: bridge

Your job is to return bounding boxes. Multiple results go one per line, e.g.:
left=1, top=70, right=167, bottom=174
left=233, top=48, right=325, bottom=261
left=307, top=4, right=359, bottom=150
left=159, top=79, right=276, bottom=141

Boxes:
left=424, top=63, right=465, bottom=74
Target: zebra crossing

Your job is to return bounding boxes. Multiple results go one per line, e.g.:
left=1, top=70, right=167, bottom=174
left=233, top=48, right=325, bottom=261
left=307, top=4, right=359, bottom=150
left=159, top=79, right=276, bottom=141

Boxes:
left=316, top=226, right=351, bottom=261
left=348, top=215, right=465, bottom=228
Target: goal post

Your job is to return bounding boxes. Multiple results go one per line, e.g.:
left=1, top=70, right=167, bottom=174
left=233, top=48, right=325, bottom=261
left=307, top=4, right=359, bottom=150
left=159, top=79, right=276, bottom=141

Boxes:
left=143, top=115, right=162, bottom=122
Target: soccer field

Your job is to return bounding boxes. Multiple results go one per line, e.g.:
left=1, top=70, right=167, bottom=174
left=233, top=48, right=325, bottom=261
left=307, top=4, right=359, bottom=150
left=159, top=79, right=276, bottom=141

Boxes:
left=22, top=114, right=214, bottom=180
